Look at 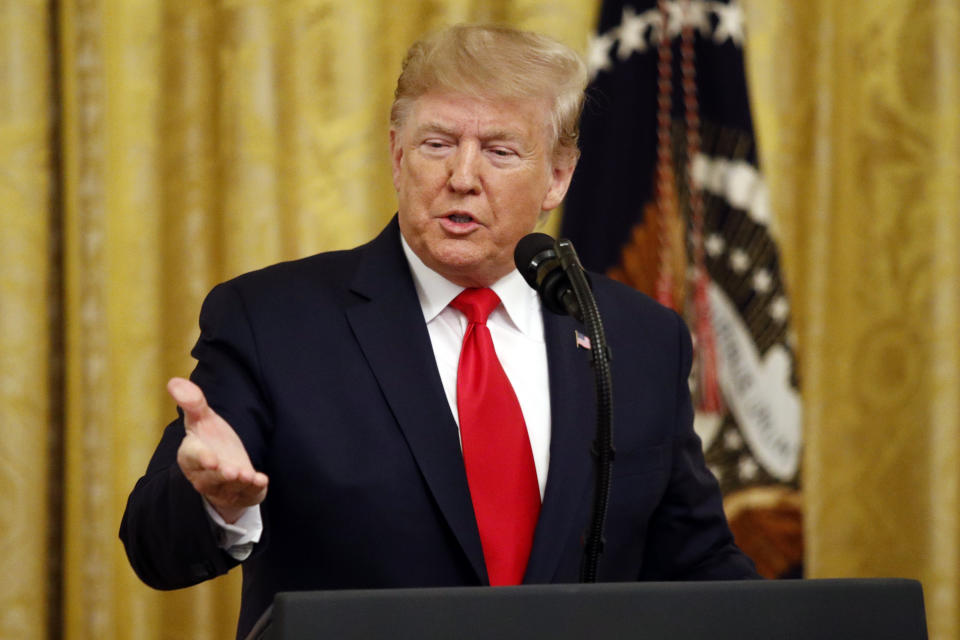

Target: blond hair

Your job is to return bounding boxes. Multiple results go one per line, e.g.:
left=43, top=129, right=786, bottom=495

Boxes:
left=390, top=24, right=588, bottom=160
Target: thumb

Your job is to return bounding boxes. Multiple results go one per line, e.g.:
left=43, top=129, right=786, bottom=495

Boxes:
left=167, top=377, right=212, bottom=427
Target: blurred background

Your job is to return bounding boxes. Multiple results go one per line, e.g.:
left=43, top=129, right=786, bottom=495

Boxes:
left=1, top=0, right=957, bottom=638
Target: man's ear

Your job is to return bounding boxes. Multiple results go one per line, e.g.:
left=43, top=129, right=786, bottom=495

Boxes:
left=540, top=154, right=578, bottom=212
left=389, top=128, right=403, bottom=190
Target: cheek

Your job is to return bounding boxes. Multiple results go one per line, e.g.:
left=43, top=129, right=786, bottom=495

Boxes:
left=404, top=162, right=445, bottom=200
left=497, top=174, right=550, bottom=214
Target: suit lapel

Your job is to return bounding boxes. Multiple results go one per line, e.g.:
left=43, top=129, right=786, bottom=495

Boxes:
left=345, top=218, right=487, bottom=583
left=524, top=311, right=596, bottom=583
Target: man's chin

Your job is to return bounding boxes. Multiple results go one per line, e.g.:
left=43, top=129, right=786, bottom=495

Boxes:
left=427, top=252, right=508, bottom=288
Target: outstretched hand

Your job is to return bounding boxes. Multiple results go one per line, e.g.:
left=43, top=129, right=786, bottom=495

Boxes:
left=169, top=377, right=269, bottom=524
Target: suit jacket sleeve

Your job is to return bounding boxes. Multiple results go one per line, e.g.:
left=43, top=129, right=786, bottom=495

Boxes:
left=638, top=310, right=758, bottom=580
left=119, top=280, right=272, bottom=589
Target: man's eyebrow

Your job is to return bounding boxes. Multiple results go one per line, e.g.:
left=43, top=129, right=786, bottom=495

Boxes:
left=415, top=122, right=459, bottom=137
left=414, top=122, right=525, bottom=143
left=482, top=129, right=524, bottom=143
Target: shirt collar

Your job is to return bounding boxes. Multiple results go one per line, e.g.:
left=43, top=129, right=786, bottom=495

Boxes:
left=400, top=234, right=540, bottom=336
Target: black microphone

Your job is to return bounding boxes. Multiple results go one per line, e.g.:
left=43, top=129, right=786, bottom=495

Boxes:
left=513, top=233, right=585, bottom=321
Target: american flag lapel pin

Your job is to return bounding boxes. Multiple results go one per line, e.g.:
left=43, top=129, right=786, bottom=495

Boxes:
left=575, top=330, right=591, bottom=350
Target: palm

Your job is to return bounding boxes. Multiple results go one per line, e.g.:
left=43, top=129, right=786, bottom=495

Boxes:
left=169, top=377, right=268, bottom=522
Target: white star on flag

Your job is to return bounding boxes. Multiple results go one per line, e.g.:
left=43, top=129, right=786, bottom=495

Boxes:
left=729, top=248, right=750, bottom=273
left=618, top=7, right=656, bottom=58
left=705, top=233, right=726, bottom=257
left=724, top=429, right=744, bottom=450
left=664, top=2, right=686, bottom=40
left=713, top=1, right=745, bottom=46
left=752, top=268, right=773, bottom=293
left=587, top=32, right=617, bottom=77
left=686, top=1, right=713, bottom=38
left=738, top=456, right=759, bottom=481
left=769, top=295, right=790, bottom=321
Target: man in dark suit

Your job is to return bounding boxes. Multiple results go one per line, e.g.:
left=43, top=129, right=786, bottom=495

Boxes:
left=120, top=24, right=756, bottom=639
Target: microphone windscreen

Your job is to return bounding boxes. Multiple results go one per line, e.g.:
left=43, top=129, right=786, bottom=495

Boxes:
left=514, top=232, right=556, bottom=289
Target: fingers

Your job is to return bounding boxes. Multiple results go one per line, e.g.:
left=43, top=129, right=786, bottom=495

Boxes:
left=178, top=436, right=259, bottom=481
left=177, top=433, right=269, bottom=504
left=190, top=471, right=268, bottom=507
left=180, top=455, right=269, bottom=502
left=167, top=377, right=211, bottom=426
left=189, top=468, right=269, bottom=508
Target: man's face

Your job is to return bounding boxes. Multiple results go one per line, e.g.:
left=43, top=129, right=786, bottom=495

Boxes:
left=390, top=91, right=576, bottom=287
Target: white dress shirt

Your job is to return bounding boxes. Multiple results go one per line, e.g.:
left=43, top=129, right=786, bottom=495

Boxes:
left=401, top=236, right=552, bottom=499
left=209, top=234, right=553, bottom=555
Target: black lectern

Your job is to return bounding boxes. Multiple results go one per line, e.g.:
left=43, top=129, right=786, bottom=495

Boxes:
left=246, top=578, right=927, bottom=640
left=247, top=579, right=927, bottom=640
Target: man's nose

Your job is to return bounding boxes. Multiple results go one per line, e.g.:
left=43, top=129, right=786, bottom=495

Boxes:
left=447, top=144, right=482, bottom=194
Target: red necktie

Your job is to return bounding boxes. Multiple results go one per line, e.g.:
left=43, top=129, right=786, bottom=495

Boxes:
left=450, top=287, right=540, bottom=586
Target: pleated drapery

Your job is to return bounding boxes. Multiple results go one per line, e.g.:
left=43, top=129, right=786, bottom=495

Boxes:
left=743, top=2, right=960, bottom=639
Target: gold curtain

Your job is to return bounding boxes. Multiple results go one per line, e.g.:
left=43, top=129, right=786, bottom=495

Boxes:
left=0, top=3, right=55, bottom=640
left=4, top=0, right=960, bottom=638
left=742, top=1, right=960, bottom=639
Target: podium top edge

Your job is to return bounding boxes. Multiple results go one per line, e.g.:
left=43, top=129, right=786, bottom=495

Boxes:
left=275, top=577, right=924, bottom=602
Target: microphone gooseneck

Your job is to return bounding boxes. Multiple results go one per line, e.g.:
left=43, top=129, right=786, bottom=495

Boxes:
left=514, top=233, right=615, bottom=584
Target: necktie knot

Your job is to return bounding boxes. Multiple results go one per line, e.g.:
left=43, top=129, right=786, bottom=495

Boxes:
left=451, top=288, right=501, bottom=325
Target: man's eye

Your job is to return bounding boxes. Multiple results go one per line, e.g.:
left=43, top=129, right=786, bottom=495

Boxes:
left=489, top=148, right=516, bottom=158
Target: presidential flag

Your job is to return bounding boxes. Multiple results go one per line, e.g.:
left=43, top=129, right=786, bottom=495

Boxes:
left=563, top=0, right=803, bottom=578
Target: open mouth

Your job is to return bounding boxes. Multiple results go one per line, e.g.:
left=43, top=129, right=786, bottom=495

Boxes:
left=447, top=213, right=475, bottom=224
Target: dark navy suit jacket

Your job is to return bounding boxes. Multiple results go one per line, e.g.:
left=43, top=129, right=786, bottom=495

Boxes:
left=120, top=217, right=756, bottom=638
